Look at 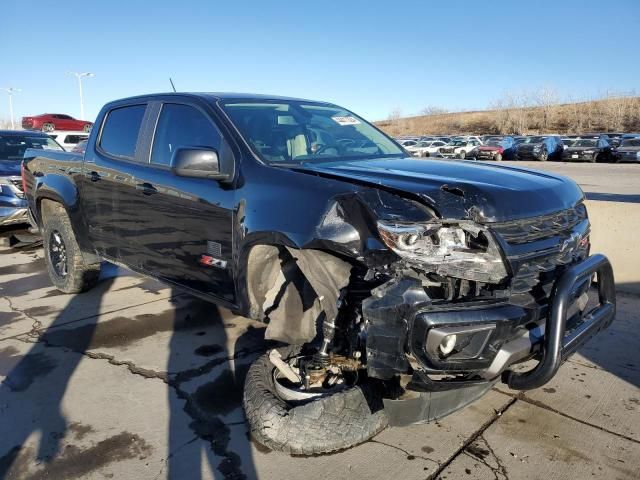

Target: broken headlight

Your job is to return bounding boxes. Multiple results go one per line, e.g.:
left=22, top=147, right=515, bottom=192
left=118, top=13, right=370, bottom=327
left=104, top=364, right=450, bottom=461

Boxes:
left=377, top=220, right=508, bottom=283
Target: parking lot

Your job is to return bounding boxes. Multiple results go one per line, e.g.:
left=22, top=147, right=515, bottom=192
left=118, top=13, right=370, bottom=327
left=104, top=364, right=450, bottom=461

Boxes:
left=0, top=161, right=639, bottom=480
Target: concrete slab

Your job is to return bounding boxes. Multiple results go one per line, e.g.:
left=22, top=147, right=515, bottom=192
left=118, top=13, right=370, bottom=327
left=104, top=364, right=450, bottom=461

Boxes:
left=0, top=338, right=202, bottom=480
left=438, top=400, right=640, bottom=480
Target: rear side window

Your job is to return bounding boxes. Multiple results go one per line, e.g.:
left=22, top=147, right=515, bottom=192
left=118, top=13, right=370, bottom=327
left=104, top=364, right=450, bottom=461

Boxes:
left=151, top=104, right=222, bottom=166
left=100, top=105, right=146, bottom=158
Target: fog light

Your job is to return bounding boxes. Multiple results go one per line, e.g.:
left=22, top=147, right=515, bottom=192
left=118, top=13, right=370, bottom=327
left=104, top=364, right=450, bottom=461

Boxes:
left=439, top=334, right=457, bottom=356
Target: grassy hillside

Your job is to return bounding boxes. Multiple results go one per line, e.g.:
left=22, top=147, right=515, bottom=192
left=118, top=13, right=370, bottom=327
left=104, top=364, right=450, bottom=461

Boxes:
left=376, top=96, right=640, bottom=136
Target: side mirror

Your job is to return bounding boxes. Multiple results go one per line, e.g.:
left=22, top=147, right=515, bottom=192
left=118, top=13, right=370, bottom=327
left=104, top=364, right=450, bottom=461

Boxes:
left=171, top=147, right=232, bottom=181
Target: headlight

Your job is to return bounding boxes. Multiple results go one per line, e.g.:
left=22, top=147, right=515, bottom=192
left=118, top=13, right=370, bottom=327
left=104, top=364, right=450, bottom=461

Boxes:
left=636, top=151, right=640, bottom=159
left=533, top=145, right=541, bottom=152
left=583, top=150, right=594, bottom=154
left=377, top=220, right=508, bottom=283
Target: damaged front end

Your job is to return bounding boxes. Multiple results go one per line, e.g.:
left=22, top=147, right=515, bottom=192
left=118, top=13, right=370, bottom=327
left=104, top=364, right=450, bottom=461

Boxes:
left=360, top=203, right=615, bottom=425
left=248, top=184, right=615, bottom=428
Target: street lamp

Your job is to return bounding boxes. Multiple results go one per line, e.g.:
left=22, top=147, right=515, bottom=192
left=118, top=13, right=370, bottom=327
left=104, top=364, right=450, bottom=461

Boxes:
left=1, top=87, right=21, bottom=129
left=66, top=71, right=94, bottom=120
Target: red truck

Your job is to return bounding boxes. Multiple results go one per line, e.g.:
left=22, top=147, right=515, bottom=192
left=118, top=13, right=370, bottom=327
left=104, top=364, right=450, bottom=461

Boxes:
left=22, top=113, right=93, bottom=133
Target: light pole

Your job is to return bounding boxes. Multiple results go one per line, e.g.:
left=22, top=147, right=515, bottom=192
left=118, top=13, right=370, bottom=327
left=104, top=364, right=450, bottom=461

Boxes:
left=1, top=87, right=21, bottom=129
left=66, top=72, right=94, bottom=119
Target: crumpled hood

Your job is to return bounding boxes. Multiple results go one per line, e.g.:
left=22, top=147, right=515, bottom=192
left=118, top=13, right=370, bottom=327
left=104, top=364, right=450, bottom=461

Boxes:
left=0, top=160, right=21, bottom=177
left=292, top=157, right=584, bottom=222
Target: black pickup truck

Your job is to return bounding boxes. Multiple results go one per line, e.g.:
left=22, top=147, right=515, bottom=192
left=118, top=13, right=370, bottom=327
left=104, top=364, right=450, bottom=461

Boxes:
left=22, top=93, right=616, bottom=454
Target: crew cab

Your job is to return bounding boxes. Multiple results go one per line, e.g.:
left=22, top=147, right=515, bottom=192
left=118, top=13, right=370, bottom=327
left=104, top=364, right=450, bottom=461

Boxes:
left=22, top=93, right=616, bottom=455
left=22, top=113, right=93, bottom=133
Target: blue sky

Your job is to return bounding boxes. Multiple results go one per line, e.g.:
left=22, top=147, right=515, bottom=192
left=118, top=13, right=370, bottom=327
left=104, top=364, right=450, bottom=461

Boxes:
left=1, top=0, right=639, bottom=122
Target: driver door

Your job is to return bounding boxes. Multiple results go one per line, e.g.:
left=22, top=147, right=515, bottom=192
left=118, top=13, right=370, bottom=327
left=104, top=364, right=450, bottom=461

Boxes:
left=132, top=102, right=237, bottom=303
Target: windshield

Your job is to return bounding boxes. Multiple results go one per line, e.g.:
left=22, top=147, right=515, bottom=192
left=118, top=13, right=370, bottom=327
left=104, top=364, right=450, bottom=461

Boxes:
left=0, top=134, right=63, bottom=160
left=220, top=101, right=404, bottom=163
left=621, top=139, right=640, bottom=147
left=416, top=141, right=433, bottom=147
left=485, top=138, right=503, bottom=146
left=449, top=140, right=467, bottom=146
left=573, top=139, right=597, bottom=147
left=524, top=136, right=545, bottom=144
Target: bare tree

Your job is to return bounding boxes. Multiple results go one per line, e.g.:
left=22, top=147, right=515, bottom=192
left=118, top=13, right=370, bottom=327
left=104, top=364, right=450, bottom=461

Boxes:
left=420, top=106, right=448, bottom=116
left=532, top=86, right=559, bottom=132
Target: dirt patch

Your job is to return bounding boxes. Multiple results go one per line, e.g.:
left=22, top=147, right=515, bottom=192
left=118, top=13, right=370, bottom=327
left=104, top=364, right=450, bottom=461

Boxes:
left=68, top=422, right=95, bottom=441
left=466, top=443, right=490, bottom=460
left=41, top=299, right=219, bottom=351
left=5, top=432, right=152, bottom=479
left=543, top=387, right=557, bottom=394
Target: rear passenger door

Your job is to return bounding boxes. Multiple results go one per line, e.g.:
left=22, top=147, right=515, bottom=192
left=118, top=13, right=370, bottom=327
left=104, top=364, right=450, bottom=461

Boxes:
left=82, top=103, right=149, bottom=260
left=133, top=102, right=237, bottom=303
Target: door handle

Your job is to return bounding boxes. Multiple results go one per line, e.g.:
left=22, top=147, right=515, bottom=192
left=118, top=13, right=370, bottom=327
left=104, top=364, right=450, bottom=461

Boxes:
left=136, top=182, right=158, bottom=195
left=89, top=171, right=101, bottom=182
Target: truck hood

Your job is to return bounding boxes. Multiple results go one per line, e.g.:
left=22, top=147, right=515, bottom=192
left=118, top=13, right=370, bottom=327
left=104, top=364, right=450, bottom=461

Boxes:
left=291, top=157, right=584, bottom=222
left=0, top=159, right=21, bottom=177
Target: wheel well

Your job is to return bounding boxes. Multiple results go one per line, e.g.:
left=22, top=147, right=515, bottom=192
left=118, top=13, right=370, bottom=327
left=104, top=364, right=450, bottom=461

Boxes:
left=245, top=244, right=352, bottom=345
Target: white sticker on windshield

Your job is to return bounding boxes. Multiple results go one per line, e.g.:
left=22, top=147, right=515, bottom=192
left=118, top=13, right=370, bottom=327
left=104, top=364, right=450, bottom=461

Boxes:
left=331, top=116, right=361, bottom=126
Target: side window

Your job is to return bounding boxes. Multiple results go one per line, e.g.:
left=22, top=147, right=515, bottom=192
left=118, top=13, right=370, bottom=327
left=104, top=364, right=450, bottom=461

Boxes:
left=151, top=104, right=222, bottom=166
left=99, top=104, right=146, bottom=159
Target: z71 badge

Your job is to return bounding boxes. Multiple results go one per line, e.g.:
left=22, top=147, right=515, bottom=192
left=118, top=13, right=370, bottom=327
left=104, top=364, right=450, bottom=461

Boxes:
left=199, top=254, right=227, bottom=269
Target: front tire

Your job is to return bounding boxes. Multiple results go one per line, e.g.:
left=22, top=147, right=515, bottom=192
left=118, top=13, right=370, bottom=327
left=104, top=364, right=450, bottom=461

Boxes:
left=42, top=123, right=55, bottom=132
left=243, top=346, right=388, bottom=454
left=494, top=153, right=503, bottom=161
left=458, top=150, right=466, bottom=159
left=83, top=124, right=92, bottom=133
left=538, top=150, right=548, bottom=161
left=42, top=202, right=100, bottom=293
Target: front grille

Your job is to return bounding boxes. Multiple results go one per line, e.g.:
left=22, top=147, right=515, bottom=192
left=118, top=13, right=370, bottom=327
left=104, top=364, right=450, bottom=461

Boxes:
left=491, top=204, right=587, bottom=244
left=490, top=204, right=590, bottom=294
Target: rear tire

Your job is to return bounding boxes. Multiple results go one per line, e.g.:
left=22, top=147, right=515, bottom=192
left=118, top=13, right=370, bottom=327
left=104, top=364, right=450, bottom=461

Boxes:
left=42, top=202, right=100, bottom=293
left=243, top=345, right=388, bottom=454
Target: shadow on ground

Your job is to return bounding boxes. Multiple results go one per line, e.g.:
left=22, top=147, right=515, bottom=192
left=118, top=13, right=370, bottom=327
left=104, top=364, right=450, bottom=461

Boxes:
left=0, top=261, right=265, bottom=479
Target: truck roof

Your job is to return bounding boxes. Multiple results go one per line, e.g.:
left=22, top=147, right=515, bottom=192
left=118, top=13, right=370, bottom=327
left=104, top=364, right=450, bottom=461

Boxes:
left=105, top=92, right=333, bottom=106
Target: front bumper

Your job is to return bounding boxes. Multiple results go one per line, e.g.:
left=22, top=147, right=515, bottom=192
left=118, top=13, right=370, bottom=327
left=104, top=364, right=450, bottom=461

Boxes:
left=364, top=254, right=615, bottom=392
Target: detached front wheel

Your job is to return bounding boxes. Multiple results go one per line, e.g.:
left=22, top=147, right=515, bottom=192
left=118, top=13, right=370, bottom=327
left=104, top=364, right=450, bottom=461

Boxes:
left=243, top=346, right=388, bottom=454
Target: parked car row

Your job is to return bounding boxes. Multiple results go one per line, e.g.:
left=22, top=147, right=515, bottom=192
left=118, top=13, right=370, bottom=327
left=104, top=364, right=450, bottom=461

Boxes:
left=394, top=132, right=640, bottom=163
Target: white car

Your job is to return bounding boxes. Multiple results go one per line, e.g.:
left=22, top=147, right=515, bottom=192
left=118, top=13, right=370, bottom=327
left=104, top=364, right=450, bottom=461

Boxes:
left=405, top=140, right=448, bottom=157
left=48, top=131, right=89, bottom=151
left=438, top=138, right=483, bottom=159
